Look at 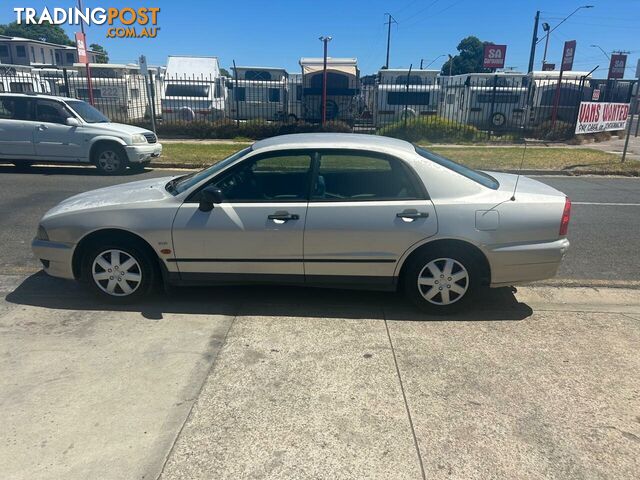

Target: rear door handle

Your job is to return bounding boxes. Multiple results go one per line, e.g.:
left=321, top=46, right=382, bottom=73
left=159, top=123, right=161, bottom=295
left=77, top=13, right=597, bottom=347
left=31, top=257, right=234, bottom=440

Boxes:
left=37, top=124, right=48, bottom=131
left=268, top=211, right=300, bottom=224
left=396, top=209, right=429, bottom=221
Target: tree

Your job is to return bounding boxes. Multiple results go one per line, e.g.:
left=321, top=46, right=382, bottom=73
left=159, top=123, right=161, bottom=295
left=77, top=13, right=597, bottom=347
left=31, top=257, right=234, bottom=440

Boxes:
left=441, top=36, right=493, bottom=76
left=219, top=67, right=230, bottom=77
left=0, top=21, right=74, bottom=46
left=89, top=44, right=109, bottom=63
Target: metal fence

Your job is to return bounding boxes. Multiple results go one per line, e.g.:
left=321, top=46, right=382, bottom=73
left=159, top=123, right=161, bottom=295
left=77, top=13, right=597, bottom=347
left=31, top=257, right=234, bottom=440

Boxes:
left=1, top=66, right=636, bottom=140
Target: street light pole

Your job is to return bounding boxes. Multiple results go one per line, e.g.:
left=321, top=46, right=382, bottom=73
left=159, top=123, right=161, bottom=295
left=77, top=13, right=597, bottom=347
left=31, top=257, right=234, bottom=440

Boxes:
left=527, top=10, right=540, bottom=73
left=536, top=5, right=594, bottom=47
left=424, top=54, right=446, bottom=70
left=384, top=13, right=397, bottom=69
left=319, top=36, right=332, bottom=125
left=590, top=44, right=610, bottom=60
left=541, top=23, right=551, bottom=68
left=448, top=54, right=453, bottom=77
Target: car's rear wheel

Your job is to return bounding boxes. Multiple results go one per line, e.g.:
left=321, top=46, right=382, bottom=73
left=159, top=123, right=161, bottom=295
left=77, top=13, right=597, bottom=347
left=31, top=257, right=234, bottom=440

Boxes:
left=403, top=246, right=480, bottom=314
left=94, top=144, right=127, bottom=175
left=82, top=243, right=155, bottom=303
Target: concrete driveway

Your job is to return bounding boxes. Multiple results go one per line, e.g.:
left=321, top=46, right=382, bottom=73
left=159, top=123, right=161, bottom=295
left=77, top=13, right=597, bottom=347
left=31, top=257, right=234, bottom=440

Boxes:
left=1, top=274, right=639, bottom=480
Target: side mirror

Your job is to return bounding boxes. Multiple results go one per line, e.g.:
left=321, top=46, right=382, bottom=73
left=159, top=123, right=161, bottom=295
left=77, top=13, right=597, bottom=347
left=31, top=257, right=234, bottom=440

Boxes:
left=198, top=186, right=224, bottom=212
left=66, top=117, right=81, bottom=127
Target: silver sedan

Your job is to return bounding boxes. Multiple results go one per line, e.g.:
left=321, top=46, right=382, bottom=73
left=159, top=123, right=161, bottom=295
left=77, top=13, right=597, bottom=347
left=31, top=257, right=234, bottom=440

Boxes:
left=32, top=133, right=571, bottom=313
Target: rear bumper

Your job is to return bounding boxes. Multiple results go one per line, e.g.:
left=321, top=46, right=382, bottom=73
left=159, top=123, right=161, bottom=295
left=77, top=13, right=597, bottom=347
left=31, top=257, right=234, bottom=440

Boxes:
left=31, top=239, right=75, bottom=280
left=125, top=143, right=163, bottom=164
left=487, top=238, right=570, bottom=287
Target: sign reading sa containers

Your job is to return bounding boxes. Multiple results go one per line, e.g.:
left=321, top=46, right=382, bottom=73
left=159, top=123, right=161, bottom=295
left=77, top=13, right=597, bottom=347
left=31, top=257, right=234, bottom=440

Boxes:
left=575, top=102, right=629, bottom=134
left=608, top=54, right=627, bottom=79
left=75, top=32, right=88, bottom=63
left=561, top=40, right=576, bottom=71
left=483, top=45, right=507, bottom=69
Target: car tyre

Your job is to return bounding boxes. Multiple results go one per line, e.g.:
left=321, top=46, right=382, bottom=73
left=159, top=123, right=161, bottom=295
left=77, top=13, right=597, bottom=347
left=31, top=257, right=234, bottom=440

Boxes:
left=403, top=245, right=480, bottom=315
left=93, top=144, right=127, bottom=175
left=81, top=242, right=156, bottom=304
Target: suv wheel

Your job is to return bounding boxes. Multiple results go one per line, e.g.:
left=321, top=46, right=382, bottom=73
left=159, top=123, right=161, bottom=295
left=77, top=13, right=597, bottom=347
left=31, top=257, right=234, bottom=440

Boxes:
left=94, top=144, right=127, bottom=175
left=403, top=246, right=480, bottom=315
left=82, top=243, right=156, bottom=303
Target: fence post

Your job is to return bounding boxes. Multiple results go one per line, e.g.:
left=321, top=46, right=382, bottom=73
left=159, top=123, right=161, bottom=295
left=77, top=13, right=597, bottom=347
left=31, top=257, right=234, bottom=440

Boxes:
left=62, top=68, right=70, bottom=97
left=488, top=74, right=498, bottom=140
left=232, top=59, right=240, bottom=127
left=144, top=71, right=157, bottom=135
left=404, top=64, right=413, bottom=129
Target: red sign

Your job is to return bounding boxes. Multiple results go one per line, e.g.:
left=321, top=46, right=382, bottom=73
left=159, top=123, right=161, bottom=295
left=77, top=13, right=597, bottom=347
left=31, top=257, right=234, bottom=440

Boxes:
left=542, top=63, right=555, bottom=71
left=561, top=40, right=576, bottom=71
left=608, top=54, right=627, bottom=79
left=483, top=44, right=507, bottom=69
left=592, top=89, right=601, bottom=101
left=75, top=32, right=88, bottom=64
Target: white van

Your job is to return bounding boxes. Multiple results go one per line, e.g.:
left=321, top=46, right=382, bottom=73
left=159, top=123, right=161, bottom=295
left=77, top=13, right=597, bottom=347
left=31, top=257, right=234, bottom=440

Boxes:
left=161, top=56, right=226, bottom=123
left=373, top=69, right=440, bottom=127
left=441, top=73, right=529, bottom=130
left=528, top=71, right=592, bottom=126
left=227, top=66, right=288, bottom=121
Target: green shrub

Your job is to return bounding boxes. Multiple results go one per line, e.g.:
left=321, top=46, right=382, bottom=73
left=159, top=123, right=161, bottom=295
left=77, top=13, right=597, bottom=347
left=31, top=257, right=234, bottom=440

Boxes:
left=531, top=120, right=575, bottom=141
left=378, top=116, right=482, bottom=143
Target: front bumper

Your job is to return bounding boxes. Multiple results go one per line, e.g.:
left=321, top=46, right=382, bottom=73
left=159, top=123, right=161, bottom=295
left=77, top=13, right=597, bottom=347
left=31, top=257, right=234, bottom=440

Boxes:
left=31, top=239, right=75, bottom=280
left=487, top=238, right=570, bottom=287
left=124, top=143, right=163, bottom=164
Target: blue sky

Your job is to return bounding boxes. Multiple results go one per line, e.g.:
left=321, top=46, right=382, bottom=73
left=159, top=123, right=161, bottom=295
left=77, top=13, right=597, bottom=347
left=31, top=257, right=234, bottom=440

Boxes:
left=2, top=0, right=639, bottom=77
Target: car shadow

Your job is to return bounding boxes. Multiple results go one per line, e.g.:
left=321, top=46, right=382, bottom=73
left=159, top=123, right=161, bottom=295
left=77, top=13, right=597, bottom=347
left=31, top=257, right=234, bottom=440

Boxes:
left=6, top=271, right=533, bottom=322
left=0, top=164, right=150, bottom=177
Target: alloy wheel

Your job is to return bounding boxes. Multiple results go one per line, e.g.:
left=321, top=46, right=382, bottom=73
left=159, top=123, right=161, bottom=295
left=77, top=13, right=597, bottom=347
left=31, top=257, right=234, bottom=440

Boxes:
left=417, top=257, right=469, bottom=305
left=92, top=249, right=142, bottom=296
left=97, top=150, right=121, bottom=172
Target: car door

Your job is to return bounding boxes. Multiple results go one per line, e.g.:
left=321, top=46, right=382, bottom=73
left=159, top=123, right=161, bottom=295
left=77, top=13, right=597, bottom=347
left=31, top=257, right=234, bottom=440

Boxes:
left=33, top=99, right=84, bottom=160
left=303, top=149, right=438, bottom=285
left=171, top=150, right=313, bottom=282
left=0, top=96, right=36, bottom=158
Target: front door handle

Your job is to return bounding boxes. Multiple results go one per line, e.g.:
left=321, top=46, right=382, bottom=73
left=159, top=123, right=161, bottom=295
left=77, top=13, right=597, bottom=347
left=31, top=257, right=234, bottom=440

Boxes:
left=396, top=209, right=429, bottom=222
left=37, top=124, right=48, bottom=131
left=268, top=211, right=300, bottom=224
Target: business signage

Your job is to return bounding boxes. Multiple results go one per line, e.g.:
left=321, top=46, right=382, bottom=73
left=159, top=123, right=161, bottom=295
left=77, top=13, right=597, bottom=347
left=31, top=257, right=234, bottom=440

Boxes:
left=542, top=63, right=555, bottom=71
left=483, top=44, right=507, bottom=69
left=608, top=54, right=627, bottom=79
left=561, top=40, right=576, bottom=71
left=75, top=32, right=88, bottom=63
left=575, top=101, right=630, bottom=134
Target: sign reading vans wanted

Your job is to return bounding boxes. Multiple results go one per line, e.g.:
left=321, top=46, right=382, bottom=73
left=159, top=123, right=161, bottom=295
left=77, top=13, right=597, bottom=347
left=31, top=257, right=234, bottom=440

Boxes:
left=561, top=40, right=576, bottom=71
left=483, top=45, right=507, bottom=69
left=575, top=101, right=630, bottom=134
left=607, top=54, right=627, bottom=79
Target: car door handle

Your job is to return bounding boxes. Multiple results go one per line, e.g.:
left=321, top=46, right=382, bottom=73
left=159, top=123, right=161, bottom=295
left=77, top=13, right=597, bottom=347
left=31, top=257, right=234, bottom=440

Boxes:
left=37, top=124, right=48, bottom=131
left=396, top=210, right=429, bottom=221
left=268, top=211, right=299, bottom=223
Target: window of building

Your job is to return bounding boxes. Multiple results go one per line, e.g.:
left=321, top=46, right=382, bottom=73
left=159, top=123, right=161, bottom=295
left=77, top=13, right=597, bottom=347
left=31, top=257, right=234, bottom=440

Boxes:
left=16, top=45, right=26, bottom=57
left=0, top=45, right=9, bottom=57
left=66, top=52, right=75, bottom=63
left=268, top=88, right=280, bottom=102
left=245, top=70, right=272, bottom=81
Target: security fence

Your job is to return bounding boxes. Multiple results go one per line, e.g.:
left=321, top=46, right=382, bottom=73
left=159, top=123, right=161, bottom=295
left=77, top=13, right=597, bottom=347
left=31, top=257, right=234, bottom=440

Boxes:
left=1, top=65, right=636, bottom=141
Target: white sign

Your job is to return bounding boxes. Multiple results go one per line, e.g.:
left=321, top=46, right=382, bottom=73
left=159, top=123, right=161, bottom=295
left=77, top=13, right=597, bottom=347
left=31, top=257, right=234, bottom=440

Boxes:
left=139, top=55, right=148, bottom=76
left=575, top=102, right=630, bottom=134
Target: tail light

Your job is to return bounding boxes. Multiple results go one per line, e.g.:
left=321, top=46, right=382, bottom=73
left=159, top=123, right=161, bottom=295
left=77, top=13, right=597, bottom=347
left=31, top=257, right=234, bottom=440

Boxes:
left=559, top=197, right=571, bottom=236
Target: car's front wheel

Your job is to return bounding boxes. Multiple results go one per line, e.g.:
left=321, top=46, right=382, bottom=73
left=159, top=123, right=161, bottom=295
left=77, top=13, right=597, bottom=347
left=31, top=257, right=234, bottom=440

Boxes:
left=82, top=243, right=156, bottom=303
left=403, top=246, right=480, bottom=314
left=93, top=144, right=127, bottom=175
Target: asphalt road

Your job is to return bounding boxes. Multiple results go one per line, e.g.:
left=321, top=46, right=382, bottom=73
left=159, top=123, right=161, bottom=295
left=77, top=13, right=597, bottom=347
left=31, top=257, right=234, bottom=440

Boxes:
left=0, top=163, right=638, bottom=283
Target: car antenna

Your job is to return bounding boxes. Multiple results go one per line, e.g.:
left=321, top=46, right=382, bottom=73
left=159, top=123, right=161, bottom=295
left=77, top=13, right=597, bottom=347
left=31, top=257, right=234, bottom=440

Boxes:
left=511, top=138, right=527, bottom=201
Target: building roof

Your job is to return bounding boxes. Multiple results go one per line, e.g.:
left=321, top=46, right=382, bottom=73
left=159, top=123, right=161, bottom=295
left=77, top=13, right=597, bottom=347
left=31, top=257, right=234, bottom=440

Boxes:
left=0, top=34, right=98, bottom=53
left=252, top=133, right=414, bottom=153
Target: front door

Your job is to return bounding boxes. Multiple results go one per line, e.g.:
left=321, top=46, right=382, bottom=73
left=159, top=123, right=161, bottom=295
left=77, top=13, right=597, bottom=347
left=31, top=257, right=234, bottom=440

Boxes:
left=33, top=99, right=84, bottom=160
left=0, top=96, right=36, bottom=158
left=303, top=150, right=438, bottom=286
left=171, top=151, right=313, bottom=282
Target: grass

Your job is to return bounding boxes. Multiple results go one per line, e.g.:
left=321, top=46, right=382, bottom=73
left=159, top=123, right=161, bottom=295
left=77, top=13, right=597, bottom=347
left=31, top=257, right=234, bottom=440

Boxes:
left=156, top=142, right=640, bottom=175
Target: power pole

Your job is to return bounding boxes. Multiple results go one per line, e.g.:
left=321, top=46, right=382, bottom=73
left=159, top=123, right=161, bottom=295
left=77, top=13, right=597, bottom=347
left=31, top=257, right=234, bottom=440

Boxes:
left=528, top=10, right=540, bottom=73
left=77, top=0, right=94, bottom=105
left=384, top=13, right=397, bottom=69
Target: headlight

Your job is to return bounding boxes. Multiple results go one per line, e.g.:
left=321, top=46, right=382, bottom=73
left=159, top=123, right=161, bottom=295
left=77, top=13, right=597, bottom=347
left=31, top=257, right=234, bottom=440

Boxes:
left=36, top=225, right=49, bottom=241
left=131, top=133, right=148, bottom=144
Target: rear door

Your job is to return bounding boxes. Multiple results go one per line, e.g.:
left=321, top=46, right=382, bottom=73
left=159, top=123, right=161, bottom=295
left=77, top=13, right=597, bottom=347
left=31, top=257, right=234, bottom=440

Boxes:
left=303, top=149, right=438, bottom=286
left=171, top=150, right=313, bottom=282
left=33, top=99, right=84, bottom=160
left=0, top=96, right=36, bottom=158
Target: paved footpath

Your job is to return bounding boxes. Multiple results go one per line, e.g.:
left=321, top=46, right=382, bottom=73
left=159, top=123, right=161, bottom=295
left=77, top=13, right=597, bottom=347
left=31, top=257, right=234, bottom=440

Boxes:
left=1, top=274, right=639, bottom=480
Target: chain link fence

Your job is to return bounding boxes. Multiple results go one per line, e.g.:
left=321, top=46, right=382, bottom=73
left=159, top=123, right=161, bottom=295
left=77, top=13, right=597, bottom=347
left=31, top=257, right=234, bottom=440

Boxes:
left=0, top=64, right=636, bottom=141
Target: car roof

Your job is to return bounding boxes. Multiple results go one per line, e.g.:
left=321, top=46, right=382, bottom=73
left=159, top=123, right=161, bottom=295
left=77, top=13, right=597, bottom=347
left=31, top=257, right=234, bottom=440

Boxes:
left=252, top=133, right=415, bottom=153
left=0, top=92, right=73, bottom=102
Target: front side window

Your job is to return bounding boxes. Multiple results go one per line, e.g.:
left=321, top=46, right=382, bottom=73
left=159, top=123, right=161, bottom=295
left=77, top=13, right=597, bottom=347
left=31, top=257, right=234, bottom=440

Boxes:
left=65, top=99, right=109, bottom=123
left=210, top=153, right=312, bottom=202
left=36, top=100, right=72, bottom=124
left=0, top=97, right=33, bottom=121
left=312, top=152, right=421, bottom=201
left=245, top=70, right=272, bottom=81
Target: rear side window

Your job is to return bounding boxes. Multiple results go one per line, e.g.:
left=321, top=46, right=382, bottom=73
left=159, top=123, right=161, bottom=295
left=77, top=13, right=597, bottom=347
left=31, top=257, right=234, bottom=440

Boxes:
left=0, top=97, right=33, bottom=121
left=415, top=146, right=499, bottom=189
left=312, top=151, right=423, bottom=201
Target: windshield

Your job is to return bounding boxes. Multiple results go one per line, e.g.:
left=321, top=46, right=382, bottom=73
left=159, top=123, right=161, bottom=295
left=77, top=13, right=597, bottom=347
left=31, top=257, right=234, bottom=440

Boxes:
left=415, top=146, right=499, bottom=190
left=65, top=99, right=110, bottom=123
left=167, top=147, right=252, bottom=195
